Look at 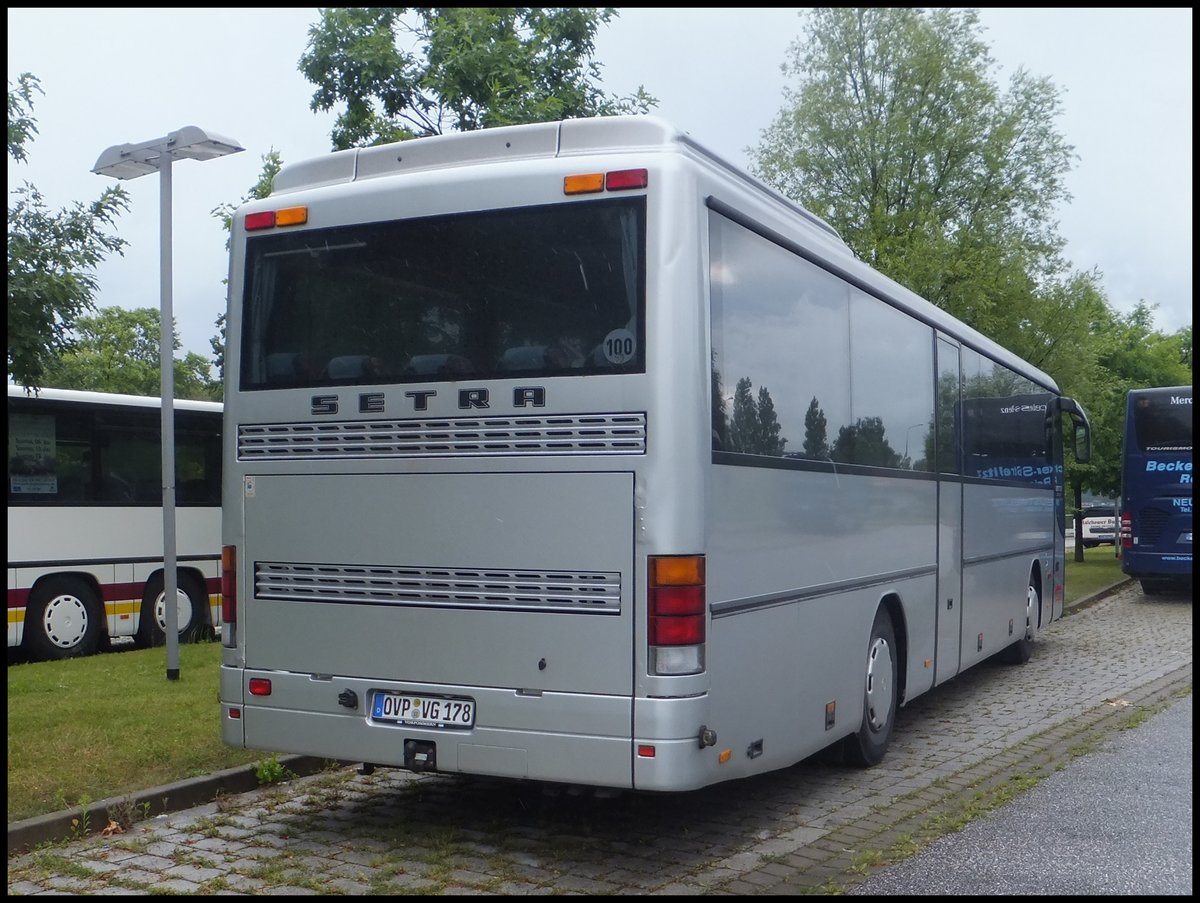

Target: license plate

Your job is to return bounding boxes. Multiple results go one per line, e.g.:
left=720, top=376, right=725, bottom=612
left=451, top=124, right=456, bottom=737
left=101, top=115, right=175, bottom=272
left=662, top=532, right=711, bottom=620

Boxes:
left=371, top=692, right=475, bottom=728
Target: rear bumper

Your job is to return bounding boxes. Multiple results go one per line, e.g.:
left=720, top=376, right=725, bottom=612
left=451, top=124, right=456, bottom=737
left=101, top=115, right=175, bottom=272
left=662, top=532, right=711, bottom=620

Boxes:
left=220, top=666, right=720, bottom=791
left=1121, top=553, right=1192, bottom=579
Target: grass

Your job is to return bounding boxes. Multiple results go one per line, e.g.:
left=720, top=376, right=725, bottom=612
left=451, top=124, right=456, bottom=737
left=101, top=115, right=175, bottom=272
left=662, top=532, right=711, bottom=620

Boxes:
left=1064, top=542, right=1126, bottom=604
left=6, top=639, right=266, bottom=824
left=7, top=546, right=1129, bottom=826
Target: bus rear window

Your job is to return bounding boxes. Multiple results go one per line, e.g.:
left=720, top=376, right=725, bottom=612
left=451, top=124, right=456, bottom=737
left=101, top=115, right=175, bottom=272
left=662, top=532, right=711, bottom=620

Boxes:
left=239, top=197, right=645, bottom=391
left=1132, top=393, right=1192, bottom=452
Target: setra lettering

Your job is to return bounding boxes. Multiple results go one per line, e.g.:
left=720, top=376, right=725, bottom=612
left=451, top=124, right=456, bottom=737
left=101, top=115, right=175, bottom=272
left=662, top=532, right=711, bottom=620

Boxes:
left=311, top=386, right=548, bottom=415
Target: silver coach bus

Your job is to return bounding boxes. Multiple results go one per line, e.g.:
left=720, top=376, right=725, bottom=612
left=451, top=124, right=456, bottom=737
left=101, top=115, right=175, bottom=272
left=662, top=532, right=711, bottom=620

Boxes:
left=218, top=115, right=1090, bottom=792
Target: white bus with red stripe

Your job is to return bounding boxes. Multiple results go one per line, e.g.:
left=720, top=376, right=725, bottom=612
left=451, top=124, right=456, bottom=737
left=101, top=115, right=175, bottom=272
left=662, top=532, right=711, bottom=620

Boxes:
left=7, top=385, right=223, bottom=661
left=218, top=115, right=1090, bottom=792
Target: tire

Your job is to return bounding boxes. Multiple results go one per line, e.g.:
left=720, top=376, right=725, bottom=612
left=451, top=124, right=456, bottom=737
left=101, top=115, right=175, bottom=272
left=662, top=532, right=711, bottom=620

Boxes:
left=841, top=607, right=898, bottom=767
left=1140, top=578, right=1168, bottom=596
left=24, top=576, right=103, bottom=661
left=999, top=579, right=1039, bottom=665
left=136, top=572, right=207, bottom=647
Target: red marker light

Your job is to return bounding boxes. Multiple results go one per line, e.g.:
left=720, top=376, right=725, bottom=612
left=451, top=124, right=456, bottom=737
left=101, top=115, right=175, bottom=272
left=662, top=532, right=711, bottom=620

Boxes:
left=244, top=211, right=276, bottom=231
left=605, top=168, right=648, bottom=191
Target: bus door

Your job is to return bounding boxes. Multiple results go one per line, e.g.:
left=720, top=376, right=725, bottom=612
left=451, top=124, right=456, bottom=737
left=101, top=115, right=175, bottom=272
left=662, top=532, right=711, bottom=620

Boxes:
left=935, top=338, right=963, bottom=685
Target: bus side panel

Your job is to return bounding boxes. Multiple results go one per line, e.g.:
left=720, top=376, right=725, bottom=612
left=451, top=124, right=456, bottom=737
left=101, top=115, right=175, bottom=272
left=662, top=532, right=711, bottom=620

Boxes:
left=960, top=482, right=1054, bottom=668
left=8, top=507, right=167, bottom=563
left=7, top=568, right=19, bottom=648
left=704, top=464, right=937, bottom=776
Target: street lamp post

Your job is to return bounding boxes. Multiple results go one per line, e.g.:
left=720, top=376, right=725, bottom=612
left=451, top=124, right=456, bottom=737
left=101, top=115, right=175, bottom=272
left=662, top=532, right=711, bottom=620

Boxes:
left=903, top=422, right=925, bottom=467
left=92, top=127, right=244, bottom=680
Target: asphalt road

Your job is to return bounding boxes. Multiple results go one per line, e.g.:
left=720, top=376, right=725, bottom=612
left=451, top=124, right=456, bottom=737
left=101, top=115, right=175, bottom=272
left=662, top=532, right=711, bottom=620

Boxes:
left=849, top=693, right=1193, bottom=895
left=7, top=579, right=1192, bottom=895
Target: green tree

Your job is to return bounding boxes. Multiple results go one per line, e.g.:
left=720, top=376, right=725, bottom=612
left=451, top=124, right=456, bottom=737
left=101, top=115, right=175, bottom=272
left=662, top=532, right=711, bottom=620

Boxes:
left=752, top=9, right=1091, bottom=372
left=39, top=306, right=218, bottom=401
left=8, top=73, right=130, bottom=391
left=728, top=376, right=759, bottom=454
left=832, top=416, right=901, bottom=467
left=756, top=386, right=787, bottom=456
left=299, top=7, right=656, bottom=149
left=711, top=361, right=731, bottom=450
left=802, top=396, right=829, bottom=459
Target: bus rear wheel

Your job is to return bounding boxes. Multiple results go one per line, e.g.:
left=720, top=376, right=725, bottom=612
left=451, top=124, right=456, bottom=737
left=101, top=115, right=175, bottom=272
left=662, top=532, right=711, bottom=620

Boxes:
left=25, top=576, right=103, bottom=661
left=137, top=573, right=206, bottom=647
left=842, top=607, right=898, bottom=767
left=999, top=579, right=1039, bottom=665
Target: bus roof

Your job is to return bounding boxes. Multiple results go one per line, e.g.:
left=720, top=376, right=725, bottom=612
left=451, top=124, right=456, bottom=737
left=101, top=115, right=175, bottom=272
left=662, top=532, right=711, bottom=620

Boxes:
left=7, top=383, right=222, bottom=413
left=1128, top=385, right=1192, bottom=397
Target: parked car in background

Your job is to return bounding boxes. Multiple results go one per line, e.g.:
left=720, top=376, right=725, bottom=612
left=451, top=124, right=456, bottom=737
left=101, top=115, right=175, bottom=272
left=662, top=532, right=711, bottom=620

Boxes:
left=1080, top=505, right=1118, bottom=548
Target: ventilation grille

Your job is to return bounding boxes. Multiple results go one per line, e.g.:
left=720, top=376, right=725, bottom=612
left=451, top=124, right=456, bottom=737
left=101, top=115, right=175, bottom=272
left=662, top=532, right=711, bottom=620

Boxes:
left=255, top=562, right=621, bottom=614
left=1137, top=506, right=1171, bottom=544
left=238, top=413, right=646, bottom=459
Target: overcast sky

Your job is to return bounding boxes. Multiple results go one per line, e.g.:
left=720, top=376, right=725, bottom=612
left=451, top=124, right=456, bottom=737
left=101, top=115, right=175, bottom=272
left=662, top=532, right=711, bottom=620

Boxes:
left=7, top=8, right=1193, bottom=362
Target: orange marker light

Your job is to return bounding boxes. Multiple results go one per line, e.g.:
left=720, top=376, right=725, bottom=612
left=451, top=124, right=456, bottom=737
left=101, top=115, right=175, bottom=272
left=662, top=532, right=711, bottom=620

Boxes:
left=275, top=206, right=308, bottom=227
left=564, top=173, right=605, bottom=195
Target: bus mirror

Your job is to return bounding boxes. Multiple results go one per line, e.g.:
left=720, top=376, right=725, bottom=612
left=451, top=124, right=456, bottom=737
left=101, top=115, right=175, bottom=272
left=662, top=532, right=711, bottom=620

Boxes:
left=1056, top=397, right=1092, bottom=464
left=1074, top=423, right=1092, bottom=464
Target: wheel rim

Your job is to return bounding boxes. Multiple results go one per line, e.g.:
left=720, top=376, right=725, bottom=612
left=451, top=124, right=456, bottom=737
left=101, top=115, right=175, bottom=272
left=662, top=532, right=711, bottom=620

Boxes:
left=154, top=588, right=194, bottom=633
left=864, top=634, right=895, bottom=732
left=41, top=594, right=90, bottom=649
left=1024, top=584, right=1038, bottom=640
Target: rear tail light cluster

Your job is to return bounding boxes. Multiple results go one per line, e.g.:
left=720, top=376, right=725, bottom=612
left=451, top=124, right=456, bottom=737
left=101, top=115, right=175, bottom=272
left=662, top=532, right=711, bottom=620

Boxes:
left=221, top=545, right=237, bottom=646
left=648, top=554, right=706, bottom=675
left=1120, top=511, right=1133, bottom=549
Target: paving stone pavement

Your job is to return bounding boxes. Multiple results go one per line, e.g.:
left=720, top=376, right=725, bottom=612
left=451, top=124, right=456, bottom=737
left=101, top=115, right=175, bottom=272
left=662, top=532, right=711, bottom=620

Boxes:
left=7, top=580, right=1192, bottom=895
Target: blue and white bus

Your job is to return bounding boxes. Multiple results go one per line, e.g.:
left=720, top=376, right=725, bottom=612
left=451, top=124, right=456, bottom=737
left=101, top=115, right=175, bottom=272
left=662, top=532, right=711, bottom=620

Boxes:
left=1119, top=385, right=1192, bottom=593
left=218, top=115, right=1091, bottom=791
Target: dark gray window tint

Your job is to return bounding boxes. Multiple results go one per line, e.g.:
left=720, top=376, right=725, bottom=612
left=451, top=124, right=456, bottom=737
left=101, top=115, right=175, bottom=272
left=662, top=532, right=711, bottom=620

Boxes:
left=709, top=212, right=850, bottom=461
left=935, top=338, right=962, bottom=475
left=7, top=402, right=220, bottom=506
left=8, top=411, right=92, bottom=502
left=1131, top=390, right=1192, bottom=451
left=959, top=347, right=1053, bottom=484
left=847, top=289, right=934, bottom=470
left=240, top=198, right=645, bottom=391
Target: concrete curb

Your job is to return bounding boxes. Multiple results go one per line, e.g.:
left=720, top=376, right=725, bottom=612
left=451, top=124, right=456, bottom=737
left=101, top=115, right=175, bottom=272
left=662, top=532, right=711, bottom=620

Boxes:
left=7, top=579, right=1135, bottom=858
left=6, top=755, right=344, bottom=857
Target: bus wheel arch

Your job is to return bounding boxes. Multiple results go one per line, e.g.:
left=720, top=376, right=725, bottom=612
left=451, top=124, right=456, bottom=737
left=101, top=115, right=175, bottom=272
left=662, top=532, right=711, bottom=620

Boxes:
left=137, top=569, right=207, bottom=647
left=23, top=574, right=105, bottom=661
left=1000, top=565, right=1042, bottom=665
left=841, top=598, right=902, bottom=768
